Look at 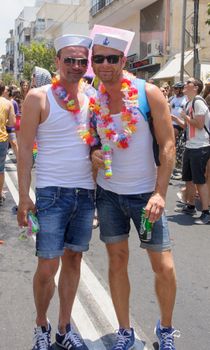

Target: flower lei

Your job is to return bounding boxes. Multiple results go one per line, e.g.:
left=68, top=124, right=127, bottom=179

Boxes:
left=51, top=76, right=97, bottom=146
left=89, top=71, right=140, bottom=149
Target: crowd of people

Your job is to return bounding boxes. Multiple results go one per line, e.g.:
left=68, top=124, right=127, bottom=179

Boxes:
left=158, top=77, right=210, bottom=225
left=0, top=27, right=210, bottom=350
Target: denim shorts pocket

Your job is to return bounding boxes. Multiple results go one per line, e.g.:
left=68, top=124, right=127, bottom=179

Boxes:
left=36, top=193, right=56, bottom=211
left=96, top=185, right=104, bottom=200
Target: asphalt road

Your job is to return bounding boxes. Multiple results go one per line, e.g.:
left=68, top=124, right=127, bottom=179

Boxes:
left=0, top=155, right=210, bottom=350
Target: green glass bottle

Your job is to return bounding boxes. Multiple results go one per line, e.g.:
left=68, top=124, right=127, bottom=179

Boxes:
left=139, top=207, right=153, bottom=242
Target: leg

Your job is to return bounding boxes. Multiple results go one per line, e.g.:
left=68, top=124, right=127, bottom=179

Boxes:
left=33, top=257, right=60, bottom=327
left=0, top=172, right=4, bottom=196
left=8, top=133, right=18, bottom=159
left=147, top=250, right=176, bottom=327
left=58, top=249, right=82, bottom=333
left=206, top=159, right=210, bottom=206
left=0, top=141, right=8, bottom=201
left=106, top=239, right=130, bottom=329
left=185, top=181, right=196, bottom=204
left=196, top=183, right=209, bottom=210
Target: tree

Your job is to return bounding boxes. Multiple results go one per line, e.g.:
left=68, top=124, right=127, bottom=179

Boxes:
left=20, top=41, right=56, bottom=80
left=2, top=72, right=18, bottom=86
left=206, top=2, right=210, bottom=34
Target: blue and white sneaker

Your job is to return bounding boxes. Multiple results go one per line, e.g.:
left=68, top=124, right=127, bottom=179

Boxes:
left=155, top=320, right=180, bottom=350
left=111, top=328, right=135, bottom=350
left=32, top=322, right=51, bottom=350
left=56, top=323, right=88, bottom=349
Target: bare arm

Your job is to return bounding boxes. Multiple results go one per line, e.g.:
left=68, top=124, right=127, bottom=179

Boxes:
left=171, top=114, right=186, bottom=129
left=145, top=83, right=176, bottom=222
left=180, top=110, right=205, bottom=129
left=17, top=89, right=42, bottom=227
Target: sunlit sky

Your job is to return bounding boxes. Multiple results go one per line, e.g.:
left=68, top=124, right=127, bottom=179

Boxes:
left=0, top=0, right=35, bottom=57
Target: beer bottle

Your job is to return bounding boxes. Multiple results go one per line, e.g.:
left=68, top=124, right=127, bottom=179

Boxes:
left=139, top=207, right=153, bottom=242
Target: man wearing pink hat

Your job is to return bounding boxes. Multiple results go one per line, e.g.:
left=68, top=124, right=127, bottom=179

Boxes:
left=90, top=32, right=180, bottom=350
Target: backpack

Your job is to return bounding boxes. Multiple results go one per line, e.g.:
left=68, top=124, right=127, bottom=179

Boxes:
left=185, top=96, right=210, bottom=136
left=133, top=78, right=160, bottom=166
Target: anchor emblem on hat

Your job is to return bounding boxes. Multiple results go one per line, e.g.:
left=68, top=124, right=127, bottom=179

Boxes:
left=103, top=37, right=110, bottom=46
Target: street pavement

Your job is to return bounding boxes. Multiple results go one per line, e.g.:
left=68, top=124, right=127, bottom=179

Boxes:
left=0, top=154, right=209, bottom=350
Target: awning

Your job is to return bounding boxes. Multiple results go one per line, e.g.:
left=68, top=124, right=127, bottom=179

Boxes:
left=152, top=51, right=193, bottom=80
left=200, top=63, right=210, bottom=82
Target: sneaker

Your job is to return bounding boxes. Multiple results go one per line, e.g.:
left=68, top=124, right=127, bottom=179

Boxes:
left=56, top=324, right=88, bottom=349
left=194, top=212, right=210, bottom=225
left=111, top=328, right=135, bottom=350
left=0, top=193, right=6, bottom=206
left=170, top=174, right=182, bottom=180
left=32, top=323, right=51, bottom=350
left=181, top=205, right=196, bottom=215
left=155, top=320, right=180, bottom=350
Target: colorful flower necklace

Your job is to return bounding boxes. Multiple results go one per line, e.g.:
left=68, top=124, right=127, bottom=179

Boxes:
left=52, top=76, right=97, bottom=146
left=90, top=71, right=140, bottom=149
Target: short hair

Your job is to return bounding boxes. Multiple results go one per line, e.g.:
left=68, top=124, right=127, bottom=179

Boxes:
left=0, top=80, right=5, bottom=96
left=193, top=78, right=203, bottom=95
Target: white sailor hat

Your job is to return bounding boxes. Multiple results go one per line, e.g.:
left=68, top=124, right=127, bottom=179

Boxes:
left=54, top=34, right=92, bottom=53
left=92, top=33, right=128, bottom=53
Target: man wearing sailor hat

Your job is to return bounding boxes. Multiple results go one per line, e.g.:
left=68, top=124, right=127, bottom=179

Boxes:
left=17, top=34, right=97, bottom=350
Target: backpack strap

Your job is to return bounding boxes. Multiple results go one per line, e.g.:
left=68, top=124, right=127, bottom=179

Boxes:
left=192, top=96, right=210, bottom=136
left=133, top=78, right=150, bottom=121
left=133, top=78, right=160, bottom=166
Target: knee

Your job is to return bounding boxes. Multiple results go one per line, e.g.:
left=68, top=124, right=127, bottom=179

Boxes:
left=35, top=259, right=59, bottom=284
left=108, top=248, right=128, bottom=273
left=62, top=250, right=82, bottom=271
left=153, top=261, right=176, bottom=282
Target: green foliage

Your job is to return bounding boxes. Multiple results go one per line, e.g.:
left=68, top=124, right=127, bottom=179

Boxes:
left=1, top=72, right=18, bottom=86
left=206, top=2, right=210, bottom=34
left=20, top=41, right=56, bottom=80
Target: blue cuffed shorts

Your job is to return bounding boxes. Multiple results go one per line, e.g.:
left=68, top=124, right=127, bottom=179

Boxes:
left=35, top=186, right=95, bottom=259
left=0, top=141, right=8, bottom=173
left=96, top=185, right=171, bottom=252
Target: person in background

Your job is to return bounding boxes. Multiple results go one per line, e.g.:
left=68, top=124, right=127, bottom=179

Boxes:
left=0, top=81, right=16, bottom=205
left=31, top=66, right=52, bottom=88
left=160, top=86, right=168, bottom=100
left=179, top=78, right=210, bottom=224
left=3, top=85, right=19, bottom=159
left=20, top=79, right=30, bottom=101
left=161, top=82, right=171, bottom=101
left=203, top=78, right=210, bottom=109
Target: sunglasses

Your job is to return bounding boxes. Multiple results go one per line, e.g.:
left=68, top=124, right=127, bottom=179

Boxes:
left=92, top=54, right=123, bottom=64
left=63, top=57, right=88, bottom=67
left=186, top=80, right=197, bottom=86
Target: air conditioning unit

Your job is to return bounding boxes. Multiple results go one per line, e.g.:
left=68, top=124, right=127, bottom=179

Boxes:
left=147, top=40, right=160, bottom=56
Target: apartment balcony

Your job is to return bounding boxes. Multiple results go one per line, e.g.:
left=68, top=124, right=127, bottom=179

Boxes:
left=90, top=0, right=157, bottom=26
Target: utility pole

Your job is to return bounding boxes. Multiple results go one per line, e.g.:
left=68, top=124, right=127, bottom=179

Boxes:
left=180, top=0, right=187, bottom=82
left=193, top=0, right=200, bottom=78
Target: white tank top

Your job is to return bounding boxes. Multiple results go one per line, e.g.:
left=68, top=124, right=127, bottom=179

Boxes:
left=97, top=111, right=157, bottom=194
left=35, top=85, right=94, bottom=189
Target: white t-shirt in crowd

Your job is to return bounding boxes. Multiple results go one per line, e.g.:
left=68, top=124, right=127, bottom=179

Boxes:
left=170, top=95, right=188, bottom=125
left=185, top=96, right=210, bottom=149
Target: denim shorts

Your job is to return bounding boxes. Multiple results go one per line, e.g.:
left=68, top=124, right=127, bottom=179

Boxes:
left=0, top=141, right=8, bottom=173
left=35, top=187, right=95, bottom=259
left=96, top=185, right=171, bottom=252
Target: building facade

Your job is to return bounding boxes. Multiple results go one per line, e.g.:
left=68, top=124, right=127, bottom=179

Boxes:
left=14, top=7, right=38, bottom=80
left=89, top=0, right=210, bottom=83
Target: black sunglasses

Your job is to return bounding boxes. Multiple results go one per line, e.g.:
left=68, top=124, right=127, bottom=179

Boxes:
left=186, top=80, right=197, bottom=86
left=63, top=57, right=88, bottom=67
left=92, top=54, right=123, bottom=64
